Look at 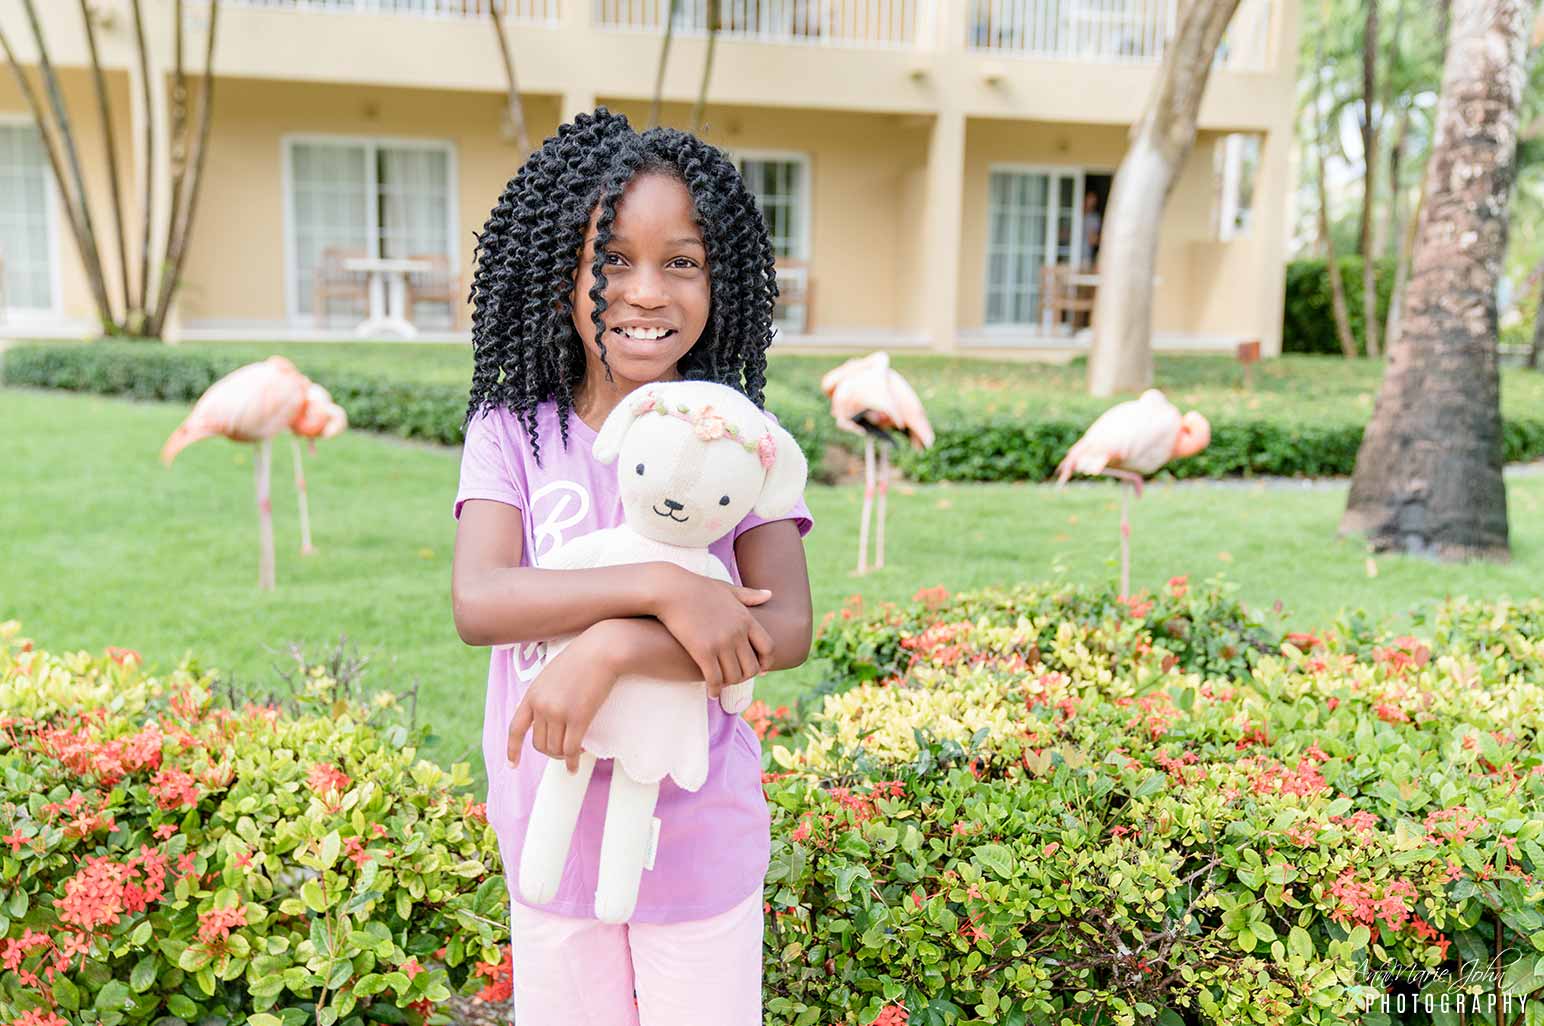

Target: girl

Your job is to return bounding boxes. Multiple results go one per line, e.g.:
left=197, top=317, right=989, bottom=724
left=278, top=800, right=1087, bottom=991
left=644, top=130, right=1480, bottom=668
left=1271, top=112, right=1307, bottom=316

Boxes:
left=449, top=107, right=814, bottom=1025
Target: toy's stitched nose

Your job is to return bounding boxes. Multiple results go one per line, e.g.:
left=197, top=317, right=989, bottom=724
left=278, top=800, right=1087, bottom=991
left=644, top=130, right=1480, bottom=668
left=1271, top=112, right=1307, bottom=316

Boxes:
left=662, top=498, right=684, bottom=511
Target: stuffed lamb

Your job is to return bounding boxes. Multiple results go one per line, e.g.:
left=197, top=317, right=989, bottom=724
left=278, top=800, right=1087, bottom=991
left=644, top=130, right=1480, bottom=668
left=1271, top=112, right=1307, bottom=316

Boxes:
left=517, top=380, right=808, bottom=924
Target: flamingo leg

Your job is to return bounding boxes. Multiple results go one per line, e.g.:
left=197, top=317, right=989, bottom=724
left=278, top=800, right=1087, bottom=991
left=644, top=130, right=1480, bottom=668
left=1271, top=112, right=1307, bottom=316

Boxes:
left=291, top=436, right=316, bottom=556
left=256, top=438, right=275, bottom=591
left=857, top=436, right=875, bottom=575
left=1119, top=483, right=1131, bottom=600
left=875, top=443, right=890, bottom=570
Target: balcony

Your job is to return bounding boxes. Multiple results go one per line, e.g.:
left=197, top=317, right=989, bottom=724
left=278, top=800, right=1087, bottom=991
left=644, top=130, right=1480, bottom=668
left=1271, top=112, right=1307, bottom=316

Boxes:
left=595, top=0, right=922, bottom=49
left=216, top=0, right=559, bottom=21
left=967, top=0, right=1274, bottom=71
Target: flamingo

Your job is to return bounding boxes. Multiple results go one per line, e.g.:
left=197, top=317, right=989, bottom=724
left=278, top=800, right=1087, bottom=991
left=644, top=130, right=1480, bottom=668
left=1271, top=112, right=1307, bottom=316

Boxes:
left=161, top=356, right=348, bottom=590
left=821, top=351, right=935, bottom=574
left=1055, top=389, right=1210, bottom=599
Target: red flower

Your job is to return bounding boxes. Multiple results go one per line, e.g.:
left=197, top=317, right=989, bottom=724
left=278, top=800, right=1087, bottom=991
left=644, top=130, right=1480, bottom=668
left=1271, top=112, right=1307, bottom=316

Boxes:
left=868, top=1003, right=909, bottom=1026
left=149, top=767, right=201, bottom=810
left=401, top=957, right=423, bottom=980
left=307, top=763, right=351, bottom=794
left=105, top=646, right=142, bottom=668
left=1167, top=575, right=1188, bottom=597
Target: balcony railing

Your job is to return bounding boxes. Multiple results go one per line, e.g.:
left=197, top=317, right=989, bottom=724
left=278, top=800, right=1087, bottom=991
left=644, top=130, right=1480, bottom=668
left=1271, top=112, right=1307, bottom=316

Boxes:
left=967, top=0, right=1272, bottom=70
left=595, top=0, right=920, bottom=49
left=216, top=0, right=560, bottom=21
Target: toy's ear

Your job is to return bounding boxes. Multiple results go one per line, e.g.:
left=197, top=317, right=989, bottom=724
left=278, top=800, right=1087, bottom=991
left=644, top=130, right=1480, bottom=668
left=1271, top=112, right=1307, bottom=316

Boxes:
left=752, top=421, right=808, bottom=517
left=593, top=390, right=654, bottom=464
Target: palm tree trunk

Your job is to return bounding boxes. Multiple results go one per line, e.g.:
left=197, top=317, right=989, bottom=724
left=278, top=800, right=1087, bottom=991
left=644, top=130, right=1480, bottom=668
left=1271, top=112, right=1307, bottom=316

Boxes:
left=1313, top=11, right=1359, bottom=359
left=77, top=0, right=133, bottom=325
left=1086, top=0, right=1243, bottom=396
left=1359, top=0, right=1381, bottom=357
left=129, top=0, right=155, bottom=326
left=651, top=0, right=684, bottom=129
left=1528, top=272, right=1544, bottom=369
left=1341, top=0, right=1533, bottom=560
left=489, top=1, right=531, bottom=155
left=149, top=0, right=221, bottom=340
left=152, top=0, right=189, bottom=332
left=1383, top=183, right=1422, bottom=353
left=690, top=0, right=720, bottom=133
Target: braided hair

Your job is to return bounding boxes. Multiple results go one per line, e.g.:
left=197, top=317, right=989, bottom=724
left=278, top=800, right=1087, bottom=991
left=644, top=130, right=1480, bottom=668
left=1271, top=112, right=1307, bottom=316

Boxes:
left=463, top=106, right=781, bottom=466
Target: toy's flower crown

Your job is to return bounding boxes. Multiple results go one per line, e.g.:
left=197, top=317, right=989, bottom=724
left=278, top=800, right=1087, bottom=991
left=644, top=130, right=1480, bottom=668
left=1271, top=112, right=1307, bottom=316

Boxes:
left=633, top=392, right=778, bottom=469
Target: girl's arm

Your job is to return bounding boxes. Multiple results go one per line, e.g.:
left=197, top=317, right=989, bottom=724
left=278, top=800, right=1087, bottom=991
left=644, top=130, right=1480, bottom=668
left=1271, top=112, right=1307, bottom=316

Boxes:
left=452, top=499, right=795, bottom=685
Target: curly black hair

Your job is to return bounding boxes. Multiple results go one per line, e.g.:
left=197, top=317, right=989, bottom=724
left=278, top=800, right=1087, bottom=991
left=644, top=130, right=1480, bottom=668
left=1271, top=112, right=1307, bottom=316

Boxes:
left=462, top=106, right=781, bottom=466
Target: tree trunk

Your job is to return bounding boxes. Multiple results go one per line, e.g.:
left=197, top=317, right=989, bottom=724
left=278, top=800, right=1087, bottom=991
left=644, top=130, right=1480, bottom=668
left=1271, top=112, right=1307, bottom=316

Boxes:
left=650, top=0, right=683, bottom=130
left=690, top=0, right=720, bottom=133
left=78, top=0, right=132, bottom=323
left=1340, top=0, right=1533, bottom=561
left=1086, top=0, right=1243, bottom=397
left=1359, top=0, right=1381, bottom=357
left=1384, top=184, right=1421, bottom=352
left=489, top=1, right=531, bottom=155
left=1529, top=280, right=1544, bottom=369
left=1313, top=20, right=1359, bottom=359
left=129, top=0, right=155, bottom=326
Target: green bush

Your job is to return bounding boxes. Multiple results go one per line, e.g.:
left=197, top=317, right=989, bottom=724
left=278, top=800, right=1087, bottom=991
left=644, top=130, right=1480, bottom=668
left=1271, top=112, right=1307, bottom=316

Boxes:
left=759, top=578, right=1544, bottom=1024
left=11, top=341, right=1544, bottom=484
left=1281, top=258, right=1395, bottom=357
left=0, top=625, right=510, bottom=1026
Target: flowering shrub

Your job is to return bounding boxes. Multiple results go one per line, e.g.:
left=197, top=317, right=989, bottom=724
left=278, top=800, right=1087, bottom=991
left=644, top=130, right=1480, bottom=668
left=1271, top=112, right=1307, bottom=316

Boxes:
left=761, top=581, right=1544, bottom=1025
left=0, top=623, right=509, bottom=1026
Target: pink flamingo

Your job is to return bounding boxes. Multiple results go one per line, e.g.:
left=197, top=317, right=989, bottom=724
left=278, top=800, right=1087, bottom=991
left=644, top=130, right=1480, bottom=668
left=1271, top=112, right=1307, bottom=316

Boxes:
left=161, top=356, right=348, bottom=590
left=1056, top=389, right=1210, bottom=598
left=821, top=351, right=935, bottom=574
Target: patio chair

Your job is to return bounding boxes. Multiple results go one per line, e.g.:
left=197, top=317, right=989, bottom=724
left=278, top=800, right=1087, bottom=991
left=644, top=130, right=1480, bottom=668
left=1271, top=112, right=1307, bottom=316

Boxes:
left=405, top=252, right=457, bottom=329
left=1042, top=264, right=1095, bottom=335
left=773, top=257, right=813, bottom=334
left=313, top=246, right=369, bottom=327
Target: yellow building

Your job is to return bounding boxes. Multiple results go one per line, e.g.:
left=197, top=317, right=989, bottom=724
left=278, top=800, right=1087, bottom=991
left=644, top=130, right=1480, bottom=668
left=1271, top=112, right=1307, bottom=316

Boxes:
left=0, top=0, right=1298, bottom=357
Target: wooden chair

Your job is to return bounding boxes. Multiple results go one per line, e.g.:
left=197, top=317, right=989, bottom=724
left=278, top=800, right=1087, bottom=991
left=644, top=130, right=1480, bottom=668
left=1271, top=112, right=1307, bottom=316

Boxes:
left=773, top=258, right=813, bottom=334
left=405, top=252, right=457, bottom=328
left=1041, top=264, right=1095, bottom=335
left=313, top=246, right=369, bottom=326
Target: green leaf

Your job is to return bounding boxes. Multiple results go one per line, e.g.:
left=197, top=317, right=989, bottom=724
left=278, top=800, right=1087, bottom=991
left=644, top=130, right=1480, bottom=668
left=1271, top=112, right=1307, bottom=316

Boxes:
left=1289, top=925, right=1315, bottom=962
left=53, top=975, right=82, bottom=1011
left=130, top=955, right=158, bottom=993
left=320, top=830, right=341, bottom=870
left=975, top=843, right=1015, bottom=880
left=302, top=879, right=328, bottom=914
left=94, top=979, right=131, bottom=1011
left=248, top=1016, right=284, bottom=1026
left=166, top=994, right=199, bottom=1018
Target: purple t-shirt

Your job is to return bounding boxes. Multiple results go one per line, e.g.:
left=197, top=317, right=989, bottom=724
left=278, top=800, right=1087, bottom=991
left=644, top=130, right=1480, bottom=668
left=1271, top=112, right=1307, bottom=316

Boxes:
left=452, top=398, right=814, bottom=923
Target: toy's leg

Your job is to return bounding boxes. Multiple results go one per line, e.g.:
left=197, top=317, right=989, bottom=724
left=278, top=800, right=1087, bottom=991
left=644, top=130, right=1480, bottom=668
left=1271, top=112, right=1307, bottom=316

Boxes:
left=875, top=443, right=890, bottom=570
left=857, top=436, right=875, bottom=575
left=519, top=752, right=597, bottom=906
left=719, top=677, right=755, bottom=716
left=594, top=769, right=661, bottom=924
left=290, top=436, right=316, bottom=556
left=256, top=438, right=275, bottom=591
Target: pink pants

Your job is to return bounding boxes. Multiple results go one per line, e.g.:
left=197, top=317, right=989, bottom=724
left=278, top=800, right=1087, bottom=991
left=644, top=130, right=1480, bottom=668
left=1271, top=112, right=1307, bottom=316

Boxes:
left=507, top=886, right=765, bottom=1026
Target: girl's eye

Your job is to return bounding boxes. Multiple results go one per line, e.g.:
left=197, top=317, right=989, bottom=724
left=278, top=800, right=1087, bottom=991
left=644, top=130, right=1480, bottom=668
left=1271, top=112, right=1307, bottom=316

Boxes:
left=635, top=463, right=646, bottom=476
left=719, top=495, right=730, bottom=506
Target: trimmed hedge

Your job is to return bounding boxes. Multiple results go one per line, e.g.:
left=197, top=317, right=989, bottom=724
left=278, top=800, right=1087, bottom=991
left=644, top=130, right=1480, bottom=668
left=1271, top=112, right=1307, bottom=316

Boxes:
left=759, top=578, right=1544, bottom=1024
left=9, top=341, right=1544, bottom=484
left=1281, top=258, right=1395, bottom=358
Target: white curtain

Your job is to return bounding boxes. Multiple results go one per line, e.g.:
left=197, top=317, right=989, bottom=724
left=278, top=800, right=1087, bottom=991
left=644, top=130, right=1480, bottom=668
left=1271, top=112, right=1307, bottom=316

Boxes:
left=738, top=158, right=805, bottom=259
left=0, top=123, right=54, bottom=311
left=290, top=142, right=370, bottom=316
left=377, top=147, right=450, bottom=261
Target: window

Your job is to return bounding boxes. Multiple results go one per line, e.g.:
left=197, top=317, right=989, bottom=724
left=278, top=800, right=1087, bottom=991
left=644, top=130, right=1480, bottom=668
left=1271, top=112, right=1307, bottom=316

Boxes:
left=285, top=137, right=454, bottom=322
left=1214, top=133, right=1260, bottom=241
left=731, top=152, right=810, bottom=332
left=984, top=168, right=1085, bottom=327
left=0, top=121, right=56, bottom=312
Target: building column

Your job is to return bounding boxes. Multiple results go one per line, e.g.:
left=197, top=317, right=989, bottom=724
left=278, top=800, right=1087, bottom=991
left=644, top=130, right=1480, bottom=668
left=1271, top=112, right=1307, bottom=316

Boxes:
left=920, top=110, right=966, bottom=352
left=559, top=1, right=597, bottom=122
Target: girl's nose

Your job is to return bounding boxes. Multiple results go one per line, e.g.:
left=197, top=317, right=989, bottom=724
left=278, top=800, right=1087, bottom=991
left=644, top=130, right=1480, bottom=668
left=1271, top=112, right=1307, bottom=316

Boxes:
left=623, top=266, right=669, bottom=307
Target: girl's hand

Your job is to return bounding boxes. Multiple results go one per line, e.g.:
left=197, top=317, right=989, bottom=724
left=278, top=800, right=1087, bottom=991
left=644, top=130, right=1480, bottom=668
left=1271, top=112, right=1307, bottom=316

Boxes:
left=649, top=564, right=776, bottom=693
left=507, top=624, right=621, bottom=774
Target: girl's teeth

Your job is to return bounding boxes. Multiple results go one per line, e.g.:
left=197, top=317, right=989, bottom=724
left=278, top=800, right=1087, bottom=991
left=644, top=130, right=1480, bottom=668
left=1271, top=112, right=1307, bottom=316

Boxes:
left=616, top=327, right=672, bottom=340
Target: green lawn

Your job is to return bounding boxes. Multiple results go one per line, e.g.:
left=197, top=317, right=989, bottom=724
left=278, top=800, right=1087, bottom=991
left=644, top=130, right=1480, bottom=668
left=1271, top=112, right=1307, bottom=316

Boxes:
left=5, top=384, right=1543, bottom=793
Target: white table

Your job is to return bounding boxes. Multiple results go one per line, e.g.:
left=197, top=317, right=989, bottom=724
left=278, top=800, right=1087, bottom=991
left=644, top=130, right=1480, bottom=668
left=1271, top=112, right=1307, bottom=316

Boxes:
left=344, top=257, right=434, bottom=339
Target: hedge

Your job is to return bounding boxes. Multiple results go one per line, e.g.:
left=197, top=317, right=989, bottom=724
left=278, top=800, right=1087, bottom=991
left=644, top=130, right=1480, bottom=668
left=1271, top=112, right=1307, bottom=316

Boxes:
left=758, top=579, right=1544, bottom=1024
left=8, top=579, right=1544, bottom=1025
left=9, top=341, right=1544, bottom=485
left=1281, top=258, right=1395, bottom=358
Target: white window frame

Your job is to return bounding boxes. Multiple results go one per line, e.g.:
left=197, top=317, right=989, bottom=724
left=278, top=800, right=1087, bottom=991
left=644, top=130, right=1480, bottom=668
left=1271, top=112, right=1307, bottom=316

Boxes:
left=280, top=132, right=459, bottom=325
left=1214, top=133, right=1260, bottom=241
left=723, top=148, right=812, bottom=261
left=983, top=161, right=1105, bottom=331
left=0, top=113, right=63, bottom=319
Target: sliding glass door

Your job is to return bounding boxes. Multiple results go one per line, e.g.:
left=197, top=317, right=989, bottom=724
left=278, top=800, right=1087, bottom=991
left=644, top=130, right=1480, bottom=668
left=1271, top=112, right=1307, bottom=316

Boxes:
left=983, top=167, right=1085, bottom=328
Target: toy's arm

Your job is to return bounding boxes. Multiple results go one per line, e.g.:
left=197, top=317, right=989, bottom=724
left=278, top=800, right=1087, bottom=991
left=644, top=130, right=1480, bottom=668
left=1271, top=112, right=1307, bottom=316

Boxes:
left=453, top=502, right=680, bottom=647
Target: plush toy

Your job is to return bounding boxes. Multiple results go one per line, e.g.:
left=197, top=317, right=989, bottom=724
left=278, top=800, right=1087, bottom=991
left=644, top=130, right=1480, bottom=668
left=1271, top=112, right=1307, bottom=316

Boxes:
left=517, top=380, right=809, bottom=924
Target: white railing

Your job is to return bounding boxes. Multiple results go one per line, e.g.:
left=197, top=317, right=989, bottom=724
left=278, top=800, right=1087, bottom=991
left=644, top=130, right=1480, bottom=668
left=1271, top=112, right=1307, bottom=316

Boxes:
left=595, top=0, right=920, bottom=49
left=216, top=0, right=560, bottom=21
left=966, top=0, right=1271, bottom=70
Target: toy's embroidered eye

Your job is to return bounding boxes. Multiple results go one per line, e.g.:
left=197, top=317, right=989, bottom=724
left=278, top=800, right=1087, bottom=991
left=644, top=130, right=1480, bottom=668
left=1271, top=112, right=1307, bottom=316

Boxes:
left=635, top=463, right=645, bottom=476
left=719, top=495, right=731, bottom=506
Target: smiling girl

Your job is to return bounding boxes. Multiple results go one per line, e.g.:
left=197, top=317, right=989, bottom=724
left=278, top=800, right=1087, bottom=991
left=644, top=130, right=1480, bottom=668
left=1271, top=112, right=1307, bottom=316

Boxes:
left=449, top=107, right=814, bottom=1025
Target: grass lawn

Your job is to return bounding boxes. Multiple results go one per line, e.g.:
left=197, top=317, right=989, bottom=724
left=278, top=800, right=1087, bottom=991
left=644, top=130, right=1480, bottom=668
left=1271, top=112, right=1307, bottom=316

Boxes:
left=6, top=384, right=1543, bottom=793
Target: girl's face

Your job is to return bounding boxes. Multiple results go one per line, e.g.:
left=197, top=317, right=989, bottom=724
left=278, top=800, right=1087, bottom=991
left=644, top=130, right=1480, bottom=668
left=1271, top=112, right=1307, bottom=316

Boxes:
left=569, top=171, right=711, bottom=393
